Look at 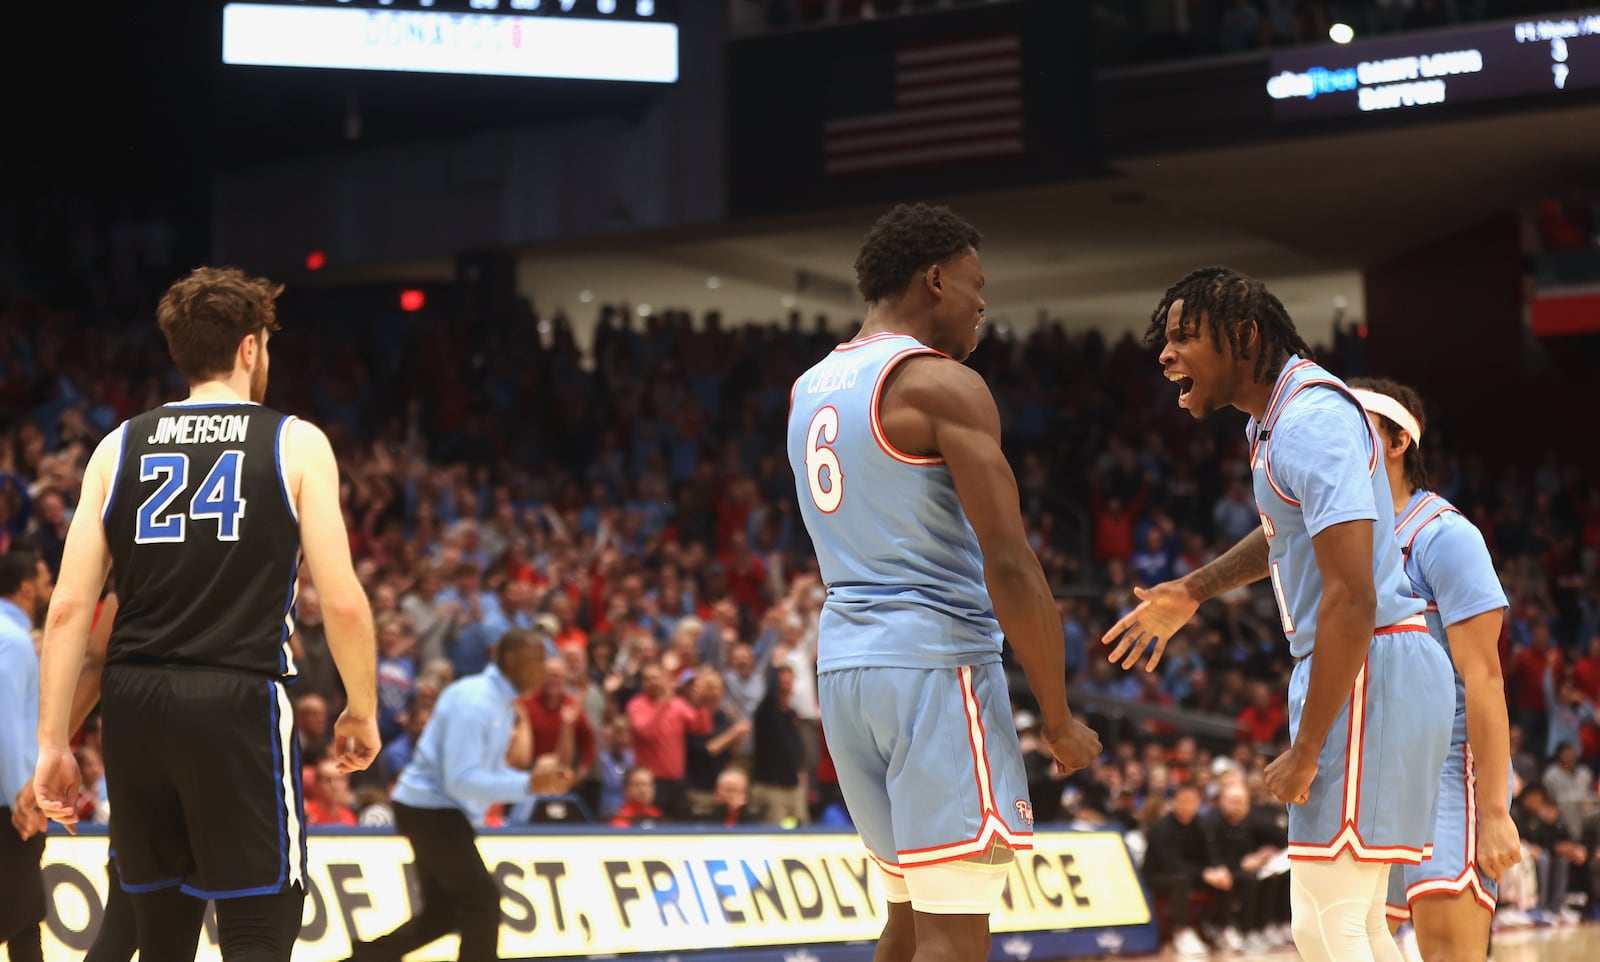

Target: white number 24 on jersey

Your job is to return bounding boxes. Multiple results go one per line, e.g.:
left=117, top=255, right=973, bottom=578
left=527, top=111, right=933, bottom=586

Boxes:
left=805, top=407, right=843, bottom=513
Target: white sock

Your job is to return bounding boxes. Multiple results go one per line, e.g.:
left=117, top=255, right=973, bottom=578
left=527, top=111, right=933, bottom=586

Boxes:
left=1289, top=853, right=1398, bottom=962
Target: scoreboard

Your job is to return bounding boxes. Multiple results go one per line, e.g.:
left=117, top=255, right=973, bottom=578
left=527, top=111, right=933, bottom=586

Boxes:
left=1267, top=10, right=1600, bottom=119
left=222, top=0, right=678, bottom=83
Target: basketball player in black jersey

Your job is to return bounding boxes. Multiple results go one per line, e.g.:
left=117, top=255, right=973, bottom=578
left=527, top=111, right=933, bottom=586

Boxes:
left=32, top=267, right=382, bottom=962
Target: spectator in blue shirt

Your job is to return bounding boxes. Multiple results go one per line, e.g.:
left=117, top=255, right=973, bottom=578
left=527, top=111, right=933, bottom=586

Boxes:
left=0, top=549, right=53, bottom=962
left=349, top=629, right=564, bottom=962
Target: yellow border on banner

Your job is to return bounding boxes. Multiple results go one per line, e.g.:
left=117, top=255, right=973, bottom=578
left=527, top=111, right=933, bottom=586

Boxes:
left=42, top=830, right=1148, bottom=961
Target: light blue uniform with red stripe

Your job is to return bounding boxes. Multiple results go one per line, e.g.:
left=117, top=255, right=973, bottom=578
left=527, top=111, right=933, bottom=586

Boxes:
left=1252, top=357, right=1454, bottom=864
left=1384, top=490, right=1510, bottom=919
left=787, top=332, right=1033, bottom=874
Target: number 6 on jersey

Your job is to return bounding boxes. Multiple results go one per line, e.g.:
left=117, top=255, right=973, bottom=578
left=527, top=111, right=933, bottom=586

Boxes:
left=805, top=406, right=844, bottom=513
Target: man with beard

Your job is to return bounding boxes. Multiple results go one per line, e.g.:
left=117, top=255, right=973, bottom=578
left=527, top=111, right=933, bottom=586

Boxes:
left=32, top=267, right=381, bottom=962
left=1104, top=267, right=1453, bottom=962
left=0, top=549, right=52, bottom=962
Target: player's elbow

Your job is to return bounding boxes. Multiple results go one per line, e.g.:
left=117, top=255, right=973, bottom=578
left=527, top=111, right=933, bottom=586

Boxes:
left=44, top=593, right=89, bottom=634
left=322, top=587, right=370, bottom=627
left=982, top=546, right=1038, bottom=587
left=1321, top=576, right=1375, bottom=620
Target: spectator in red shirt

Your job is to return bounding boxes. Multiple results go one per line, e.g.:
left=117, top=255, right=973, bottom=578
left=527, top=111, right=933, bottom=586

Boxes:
left=1572, top=636, right=1600, bottom=703
left=518, top=660, right=596, bottom=784
left=303, top=759, right=357, bottom=826
left=609, top=768, right=664, bottom=828
left=1509, top=622, right=1561, bottom=751
left=1091, top=484, right=1147, bottom=564
left=625, top=664, right=714, bottom=818
left=1236, top=681, right=1285, bottom=749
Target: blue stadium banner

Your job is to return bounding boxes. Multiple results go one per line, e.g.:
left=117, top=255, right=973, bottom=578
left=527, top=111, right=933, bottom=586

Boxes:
left=726, top=0, right=1096, bottom=217
left=41, top=826, right=1157, bottom=961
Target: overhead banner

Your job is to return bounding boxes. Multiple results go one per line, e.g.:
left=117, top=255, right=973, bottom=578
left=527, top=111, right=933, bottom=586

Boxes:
left=42, top=829, right=1154, bottom=962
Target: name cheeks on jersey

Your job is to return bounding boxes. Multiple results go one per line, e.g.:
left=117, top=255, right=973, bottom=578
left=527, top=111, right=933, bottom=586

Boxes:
left=804, top=357, right=861, bottom=396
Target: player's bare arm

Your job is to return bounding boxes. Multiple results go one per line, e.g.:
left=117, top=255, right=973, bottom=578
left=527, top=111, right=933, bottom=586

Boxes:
left=880, top=355, right=1100, bottom=773
left=34, top=429, right=118, bottom=826
left=66, top=593, right=118, bottom=737
left=289, top=418, right=381, bottom=773
left=1264, top=519, right=1375, bottom=805
left=1448, top=609, right=1521, bottom=880
left=1103, top=526, right=1269, bottom=671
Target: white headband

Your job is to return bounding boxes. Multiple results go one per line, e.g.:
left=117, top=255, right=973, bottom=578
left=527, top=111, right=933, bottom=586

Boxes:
left=1350, top=388, right=1423, bottom=447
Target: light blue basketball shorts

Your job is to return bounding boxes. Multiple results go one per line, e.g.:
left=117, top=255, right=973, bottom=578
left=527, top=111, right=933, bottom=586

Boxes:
left=819, top=661, right=1034, bottom=878
left=1287, top=624, right=1454, bottom=864
left=1385, top=683, right=1506, bottom=921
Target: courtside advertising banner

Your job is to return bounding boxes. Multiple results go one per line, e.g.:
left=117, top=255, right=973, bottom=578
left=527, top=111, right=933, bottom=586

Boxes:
left=41, top=828, right=1155, bottom=961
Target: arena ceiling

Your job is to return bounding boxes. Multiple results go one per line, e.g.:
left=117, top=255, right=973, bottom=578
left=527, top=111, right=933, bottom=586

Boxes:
left=305, top=95, right=1600, bottom=347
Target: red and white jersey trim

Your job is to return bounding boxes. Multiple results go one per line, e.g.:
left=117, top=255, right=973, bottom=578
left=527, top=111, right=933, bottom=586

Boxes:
left=891, top=666, right=1032, bottom=868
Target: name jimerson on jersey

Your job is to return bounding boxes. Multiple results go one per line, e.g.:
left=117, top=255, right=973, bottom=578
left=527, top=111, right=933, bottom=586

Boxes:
left=146, top=413, right=252, bottom=445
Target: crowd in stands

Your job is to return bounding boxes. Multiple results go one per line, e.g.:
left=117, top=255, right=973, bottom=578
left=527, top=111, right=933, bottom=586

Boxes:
left=4, top=200, right=1600, bottom=950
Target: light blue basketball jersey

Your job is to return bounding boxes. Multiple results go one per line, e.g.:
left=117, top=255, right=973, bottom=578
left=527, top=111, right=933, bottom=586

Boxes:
left=787, top=332, right=1002, bottom=673
left=1394, top=489, right=1509, bottom=659
left=1249, top=358, right=1425, bottom=658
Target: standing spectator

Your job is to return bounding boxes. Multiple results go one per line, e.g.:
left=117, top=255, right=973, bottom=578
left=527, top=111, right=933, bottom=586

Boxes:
left=685, top=670, right=750, bottom=815
left=376, top=614, right=418, bottom=742
left=596, top=719, right=635, bottom=819
left=519, top=659, right=596, bottom=786
left=1235, top=681, right=1285, bottom=749
left=0, top=550, right=51, bottom=962
left=625, top=664, right=713, bottom=819
left=400, top=564, right=453, bottom=668
left=351, top=630, right=562, bottom=962
left=1143, top=783, right=1217, bottom=957
left=752, top=665, right=808, bottom=825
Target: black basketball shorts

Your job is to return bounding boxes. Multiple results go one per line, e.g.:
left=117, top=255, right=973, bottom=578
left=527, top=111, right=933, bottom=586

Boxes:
left=100, top=664, right=307, bottom=899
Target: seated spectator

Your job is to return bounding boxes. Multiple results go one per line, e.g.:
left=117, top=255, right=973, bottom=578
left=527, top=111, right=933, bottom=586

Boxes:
left=697, top=769, right=765, bottom=827
left=1515, top=785, right=1589, bottom=920
left=610, top=768, right=664, bottom=828
left=294, top=693, right=330, bottom=761
left=1143, top=783, right=1220, bottom=956
left=1235, top=681, right=1285, bottom=749
left=304, top=758, right=358, bottom=826
left=73, top=745, right=109, bottom=825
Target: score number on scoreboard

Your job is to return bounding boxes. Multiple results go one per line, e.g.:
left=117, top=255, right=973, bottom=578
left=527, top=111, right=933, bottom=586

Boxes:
left=1267, top=11, right=1600, bottom=120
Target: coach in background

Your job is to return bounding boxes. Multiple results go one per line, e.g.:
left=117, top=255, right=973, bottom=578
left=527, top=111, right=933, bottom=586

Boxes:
left=349, top=630, right=566, bottom=962
left=1, top=550, right=52, bottom=962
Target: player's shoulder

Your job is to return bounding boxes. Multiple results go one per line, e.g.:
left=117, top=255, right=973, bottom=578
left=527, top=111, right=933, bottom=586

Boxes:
left=1411, top=497, right=1485, bottom=551
left=1276, top=383, right=1366, bottom=441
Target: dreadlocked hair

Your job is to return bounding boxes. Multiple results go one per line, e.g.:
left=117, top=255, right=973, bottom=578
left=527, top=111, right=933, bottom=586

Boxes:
left=1145, top=266, right=1313, bottom=382
left=1347, top=376, right=1430, bottom=494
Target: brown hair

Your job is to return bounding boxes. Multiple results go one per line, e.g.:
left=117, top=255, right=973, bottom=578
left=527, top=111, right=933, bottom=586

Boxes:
left=1347, top=376, right=1429, bottom=494
left=156, top=267, right=284, bottom=384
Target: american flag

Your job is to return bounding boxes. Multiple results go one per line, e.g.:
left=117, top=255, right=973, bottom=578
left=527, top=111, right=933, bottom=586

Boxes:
left=822, top=34, right=1024, bottom=178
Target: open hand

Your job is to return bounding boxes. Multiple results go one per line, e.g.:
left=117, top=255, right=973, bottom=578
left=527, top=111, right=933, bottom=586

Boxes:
left=1101, top=581, right=1199, bottom=672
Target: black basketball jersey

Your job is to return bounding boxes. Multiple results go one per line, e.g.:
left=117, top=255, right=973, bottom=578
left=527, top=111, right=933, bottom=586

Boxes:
left=103, top=401, right=302, bottom=679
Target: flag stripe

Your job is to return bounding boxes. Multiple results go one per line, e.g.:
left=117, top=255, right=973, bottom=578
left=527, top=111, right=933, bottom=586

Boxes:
left=824, top=98, right=1019, bottom=136
left=825, top=138, right=1025, bottom=176
left=824, top=33, right=1023, bottom=177
left=827, top=116, right=1023, bottom=157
